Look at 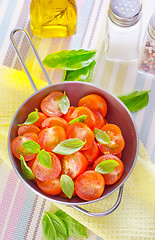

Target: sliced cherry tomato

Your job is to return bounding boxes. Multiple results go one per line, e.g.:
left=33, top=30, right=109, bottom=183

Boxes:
left=18, top=125, right=41, bottom=136
left=70, top=106, right=96, bottom=129
left=41, top=116, right=68, bottom=130
left=66, top=122, right=94, bottom=150
left=11, top=132, right=38, bottom=161
left=93, top=154, right=124, bottom=185
left=63, top=107, right=76, bottom=122
left=41, top=91, right=64, bottom=117
left=27, top=159, right=35, bottom=169
left=36, top=178, right=62, bottom=195
left=75, top=170, right=105, bottom=201
left=98, top=124, right=125, bottom=155
left=38, top=126, right=66, bottom=151
left=78, top=94, right=107, bottom=118
left=93, top=111, right=105, bottom=129
left=32, top=152, right=61, bottom=181
left=61, top=152, right=88, bottom=179
left=34, top=112, right=47, bottom=128
left=82, top=140, right=100, bottom=165
left=116, top=151, right=122, bottom=159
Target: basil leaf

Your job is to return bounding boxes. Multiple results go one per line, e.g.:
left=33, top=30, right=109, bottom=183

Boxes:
left=23, top=140, right=41, bottom=153
left=18, top=108, right=39, bottom=126
left=63, top=60, right=96, bottom=82
left=94, top=128, right=111, bottom=144
left=52, top=138, right=86, bottom=155
left=117, top=90, right=150, bottom=112
left=42, top=49, right=96, bottom=70
left=60, top=175, right=74, bottom=199
left=69, top=115, right=87, bottom=124
left=58, top=92, right=70, bottom=114
left=38, top=149, right=51, bottom=169
left=42, top=212, right=57, bottom=240
left=20, top=155, right=35, bottom=180
left=55, top=210, right=88, bottom=239
left=95, top=160, right=119, bottom=174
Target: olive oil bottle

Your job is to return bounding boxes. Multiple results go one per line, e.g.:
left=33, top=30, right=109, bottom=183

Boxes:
left=30, top=0, right=77, bottom=38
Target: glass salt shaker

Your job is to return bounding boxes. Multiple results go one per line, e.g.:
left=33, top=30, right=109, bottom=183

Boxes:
left=105, top=0, right=142, bottom=61
left=138, top=12, right=155, bottom=75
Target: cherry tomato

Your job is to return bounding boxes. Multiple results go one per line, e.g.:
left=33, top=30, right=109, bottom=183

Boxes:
left=98, top=124, right=125, bottom=155
left=32, top=152, right=61, bottom=181
left=18, top=125, right=41, bottom=136
left=66, top=122, right=94, bottom=150
left=41, top=91, right=64, bottom=117
left=75, top=170, right=105, bottom=201
left=116, top=151, right=122, bottom=159
left=38, top=126, right=66, bottom=151
left=93, top=154, right=124, bottom=185
left=41, top=116, right=68, bottom=130
left=34, top=112, right=47, bottom=128
left=27, top=159, right=35, bottom=169
left=63, top=107, right=76, bottom=122
left=82, top=141, right=100, bottom=165
left=11, top=132, right=39, bottom=161
left=61, top=152, right=88, bottom=179
left=78, top=94, right=107, bottom=118
left=36, top=178, right=62, bottom=195
left=93, top=111, right=105, bottom=129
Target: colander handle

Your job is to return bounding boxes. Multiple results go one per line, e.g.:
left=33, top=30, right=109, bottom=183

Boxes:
left=10, top=28, right=51, bottom=92
left=70, top=185, right=124, bottom=217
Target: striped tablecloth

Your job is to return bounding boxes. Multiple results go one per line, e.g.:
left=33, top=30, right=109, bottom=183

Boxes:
left=0, top=0, right=155, bottom=240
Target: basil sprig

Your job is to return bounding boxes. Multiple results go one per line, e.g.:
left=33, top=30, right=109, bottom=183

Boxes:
left=23, top=140, right=41, bottom=153
left=69, top=115, right=87, bottom=124
left=58, top=91, right=70, bottom=114
left=94, top=128, right=111, bottom=144
left=60, top=175, right=74, bottom=199
left=18, top=108, right=39, bottom=126
left=95, top=160, right=119, bottom=174
left=20, top=155, right=35, bottom=180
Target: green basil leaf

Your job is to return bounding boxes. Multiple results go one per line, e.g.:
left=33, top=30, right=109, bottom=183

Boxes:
left=117, top=90, right=150, bottom=112
left=42, top=212, right=57, bottom=240
left=94, top=128, right=111, bottom=144
left=38, top=149, right=51, bottom=169
left=63, top=60, right=96, bottom=82
left=55, top=210, right=88, bottom=239
left=69, top=115, right=87, bottom=124
left=23, top=140, right=41, bottom=153
left=95, top=160, right=119, bottom=174
left=42, top=49, right=96, bottom=70
left=60, top=175, right=74, bottom=199
left=57, top=92, right=70, bottom=114
left=52, top=138, right=86, bottom=155
left=20, top=155, right=35, bottom=180
left=18, top=108, right=39, bottom=126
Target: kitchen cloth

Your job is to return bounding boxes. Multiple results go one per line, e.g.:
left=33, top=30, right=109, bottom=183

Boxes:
left=0, top=65, right=155, bottom=240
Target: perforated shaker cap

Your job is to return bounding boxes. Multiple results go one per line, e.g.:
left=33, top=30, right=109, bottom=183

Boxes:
left=109, top=0, right=142, bottom=27
left=149, top=12, right=155, bottom=40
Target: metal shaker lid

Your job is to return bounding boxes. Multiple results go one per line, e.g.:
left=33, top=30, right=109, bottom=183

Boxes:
left=109, top=0, right=142, bottom=27
left=149, top=12, right=155, bottom=40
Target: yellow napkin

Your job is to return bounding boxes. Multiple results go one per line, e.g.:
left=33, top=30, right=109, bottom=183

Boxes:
left=1, top=65, right=155, bottom=240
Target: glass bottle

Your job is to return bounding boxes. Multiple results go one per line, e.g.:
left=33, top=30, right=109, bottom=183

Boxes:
left=105, top=0, right=142, bottom=61
left=30, top=0, right=77, bottom=38
left=138, top=12, right=155, bottom=75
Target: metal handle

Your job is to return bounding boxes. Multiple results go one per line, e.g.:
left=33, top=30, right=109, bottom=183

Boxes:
left=10, top=28, right=51, bottom=92
left=71, top=185, right=124, bottom=217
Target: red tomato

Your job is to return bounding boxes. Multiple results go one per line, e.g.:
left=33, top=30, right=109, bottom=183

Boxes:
left=66, top=122, right=95, bottom=150
left=41, top=91, right=64, bottom=117
left=82, top=141, right=100, bottom=165
left=38, top=126, right=66, bottom=151
left=78, top=94, right=107, bottom=118
left=61, top=152, right=88, bottom=179
left=34, top=112, right=47, bottom=128
left=36, top=178, right=62, bottom=195
left=70, top=106, right=96, bottom=129
left=41, top=116, right=68, bottom=130
left=27, top=159, right=35, bottom=169
left=75, top=170, right=105, bottom=201
left=98, top=124, right=125, bottom=155
left=32, top=152, right=61, bottom=181
left=63, top=107, right=76, bottom=122
left=18, top=125, right=41, bottom=136
left=93, top=111, right=105, bottom=129
left=116, top=151, right=122, bottom=159
left=93, top=154, right=124, bottom=185
left=11, top=132, right=38, bottom=161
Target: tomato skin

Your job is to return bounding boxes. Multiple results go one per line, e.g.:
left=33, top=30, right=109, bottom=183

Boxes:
left=41, top=116, right=68, bottom=130
left=61, top=152, right=88, bottom=179
left=36, top=178, right=62, bottom=195
left=34, top=112, right=47, bottom=128
left=93, top=111, right=105, bottom=129
left=98, top=124, right=125, bottom=155
left=32, top=152, right=61, bottom=181
left=11, top=132, right=39, bottom=161
left=66, top=122, right=95, bottom=150
left=27, top=159, right=35, bottom=169
left=82, top=141, right=100, bottom=165
left=38, top=126, right=66, bottom=151
left=63, top=107, right=76, bottom=122
left=78, top=94, right=107, bottom=118
left=93, top=154, right=124, bottom=185
left=41, top=91, right=64, bottom=117
left=75, top=170, right=105, bottom=201
left=18, top=125, right=41, bottom=136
